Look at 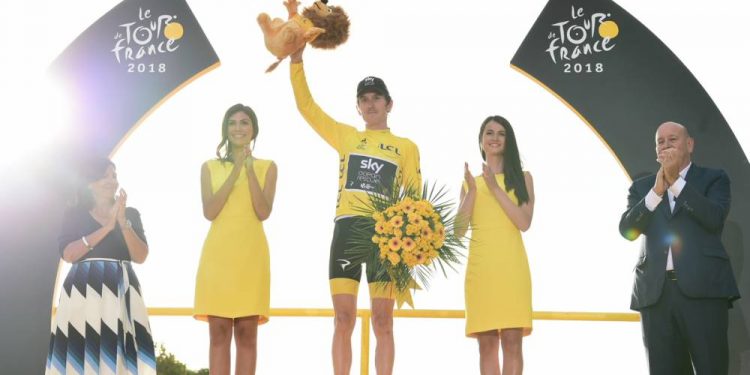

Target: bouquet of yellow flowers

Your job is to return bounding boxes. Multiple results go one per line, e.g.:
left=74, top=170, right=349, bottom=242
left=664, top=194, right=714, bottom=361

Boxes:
left=348, top=183, right=465, bottom=297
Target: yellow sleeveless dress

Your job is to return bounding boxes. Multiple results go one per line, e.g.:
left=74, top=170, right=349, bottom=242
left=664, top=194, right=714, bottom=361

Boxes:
left=464, top=174, right=532, bottom=337
left=194, top=159, right=272, bottom=324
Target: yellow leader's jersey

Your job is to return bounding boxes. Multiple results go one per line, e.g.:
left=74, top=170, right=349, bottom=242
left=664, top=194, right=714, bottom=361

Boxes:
left=291, top=62, right=422, bottom=219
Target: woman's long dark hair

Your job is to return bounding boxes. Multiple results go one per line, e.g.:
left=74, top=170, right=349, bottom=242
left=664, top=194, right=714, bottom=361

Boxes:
left=216, top=103, right=259, bottom=162
left=74, top=157, right=115, bottom=210
left=478, top=115, right=529, bottom=205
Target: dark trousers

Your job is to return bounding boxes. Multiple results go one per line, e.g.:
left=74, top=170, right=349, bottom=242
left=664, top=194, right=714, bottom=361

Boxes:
left=640, top=276, right=729, bottom=375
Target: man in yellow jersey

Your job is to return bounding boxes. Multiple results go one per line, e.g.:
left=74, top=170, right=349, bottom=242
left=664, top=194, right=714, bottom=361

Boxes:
left=289, top=46, right=421, bottom=375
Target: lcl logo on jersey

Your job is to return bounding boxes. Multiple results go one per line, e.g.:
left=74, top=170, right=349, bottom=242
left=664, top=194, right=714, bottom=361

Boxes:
left=379, top=143, right=401, bottom=155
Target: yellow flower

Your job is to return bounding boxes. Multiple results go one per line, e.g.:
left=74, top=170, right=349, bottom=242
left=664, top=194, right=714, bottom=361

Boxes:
left=379, top=243, right=390, bottom=253
left=372, top=235, right=381, bottom=244
left=393, top=229, right=403, bottom=238
left=405, top=224, right=419, bottom=236
left=433, top=239, right=444, bottom=248
left=401, top=198, right=416, bottom=214
left=421, top=226, right=433, bottom=238
left=385, top=223, right=396, bottom=234
left=388, top=237, right=403, bottom=251
left=389, top=215, right=404, bottom=228
left=418, top=219, right=430, bottom=230
left=373, top=212, right=385, bottom=222
left=415, top=251, right=427, bottom=265
left=407, top=213, right=423, bottom=226
left=434, top=225, right=445, bottom=241
left=379, top=247, right=389, bottom=259
left=402, top=237, right=417, bottom=252
left=402, top=252, right=418, bottom=267
left=375, top=221, right=387, bottom=234
left=387, top=251, right=401, bottom=265
left=385, top=207, right=396, bottom=217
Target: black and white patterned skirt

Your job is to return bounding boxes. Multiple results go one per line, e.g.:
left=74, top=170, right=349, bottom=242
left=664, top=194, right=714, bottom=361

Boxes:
left=46, top=259, right=156, bottom=375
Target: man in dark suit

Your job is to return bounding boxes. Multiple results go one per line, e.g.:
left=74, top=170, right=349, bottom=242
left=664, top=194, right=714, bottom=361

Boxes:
left=619, top=121, right=740, bottom=374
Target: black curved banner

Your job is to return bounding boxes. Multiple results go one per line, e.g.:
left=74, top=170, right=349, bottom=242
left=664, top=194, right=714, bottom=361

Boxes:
left=0, top=0, right=218, bottom=373
left=51, top=0, right=219, bottom=155
left=511, top=0, right=750, bottom=373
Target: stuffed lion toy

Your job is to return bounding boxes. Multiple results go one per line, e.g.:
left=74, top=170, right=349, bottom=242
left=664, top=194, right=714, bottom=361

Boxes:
left=257, top=0, right=350, bottom=72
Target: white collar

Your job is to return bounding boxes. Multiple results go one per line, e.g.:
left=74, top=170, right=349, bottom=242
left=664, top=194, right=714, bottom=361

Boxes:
left=680, top=162, right=692, bottom=179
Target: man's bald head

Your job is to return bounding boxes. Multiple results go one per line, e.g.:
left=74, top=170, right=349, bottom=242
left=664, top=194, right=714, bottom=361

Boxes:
left=657, top=121, right=690, bottom=138
left=655, top=121, right=694, bottom=169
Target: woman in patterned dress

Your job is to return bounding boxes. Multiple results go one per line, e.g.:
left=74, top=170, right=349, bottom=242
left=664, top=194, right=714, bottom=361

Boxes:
left=46, top=157, right=156, bottom=375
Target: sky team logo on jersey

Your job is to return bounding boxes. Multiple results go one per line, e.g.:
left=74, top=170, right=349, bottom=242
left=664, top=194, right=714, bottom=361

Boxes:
left=360, top=158, right=385, bottom=173
left=546, top=5, right=619, bottom=74
left=346, top=154, right=397, bottom=194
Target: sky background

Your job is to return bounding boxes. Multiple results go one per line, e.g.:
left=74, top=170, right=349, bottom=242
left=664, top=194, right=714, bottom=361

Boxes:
left=2, top=1, right=749, bottom=373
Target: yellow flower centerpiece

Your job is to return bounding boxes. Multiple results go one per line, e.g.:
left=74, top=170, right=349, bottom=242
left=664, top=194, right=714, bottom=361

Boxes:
left=349, top=183, right=465, bottom=298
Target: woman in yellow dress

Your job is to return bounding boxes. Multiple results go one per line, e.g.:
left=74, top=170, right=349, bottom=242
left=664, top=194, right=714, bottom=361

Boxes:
left=194, top=104, right=278, bottom=375
left=456, top=115, right=535, bottom=375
